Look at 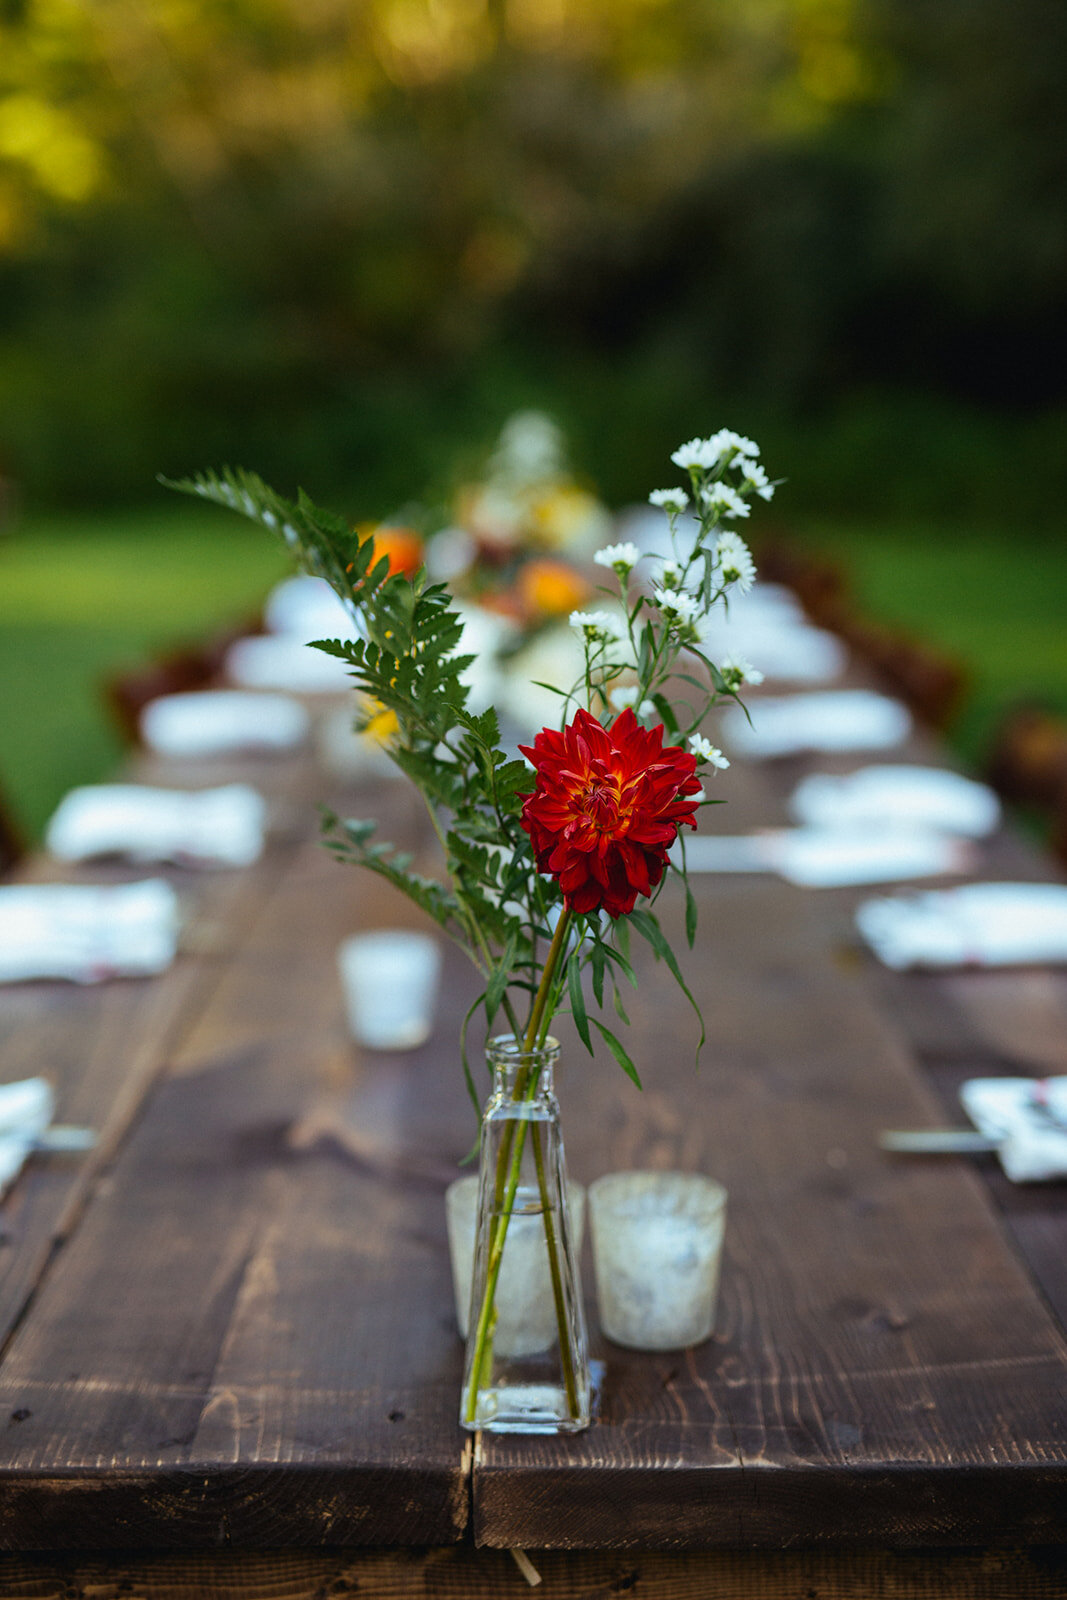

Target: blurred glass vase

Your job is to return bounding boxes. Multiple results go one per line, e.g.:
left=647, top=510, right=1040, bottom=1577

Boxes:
left=459, top=1036, right=591, bottom=1434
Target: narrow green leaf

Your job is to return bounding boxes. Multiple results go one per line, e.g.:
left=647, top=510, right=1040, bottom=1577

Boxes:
left=685, top=878, right=698, bottom=949
left=590, top=940, right=606, bottom=1008
left=485, top=934, right=516, bottom=1026
left=459, top=991, right=488, bottom=1121
left=568, top=951, right=592, bottom=1054
left=591, top=1019, right=643, bottom=1089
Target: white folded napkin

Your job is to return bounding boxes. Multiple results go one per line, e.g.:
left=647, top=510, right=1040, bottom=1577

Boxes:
left=0, top=1077, right=54, bottom=1196
left=698, top=606, right=846, bottom=684
left=0, top=1078, right=96, bottom=1199
left=263, top=574, right=362, bottom=643
left=46, top=784, right=267, bottom=868
left=0, top=879, right=180, bottom=984
left=960, top=1077, right=1067, bottom=1182
left=679, top=826, right=969, bottom=886
left=856, top=882, right=1067, bottom=969
left=790, top=765, right=1001, bottom=838
left=224, top=634, right=355, bottom=694
left=141, top=690, right=309, bottom=757
left=721, top=690, right=912, bottom=759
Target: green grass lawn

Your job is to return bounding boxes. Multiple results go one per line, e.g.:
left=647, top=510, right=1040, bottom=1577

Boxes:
left=2, top=503, right=1065, bottom=844
left=1, top=505, right=289, bottom=840
left=790, top=516, right=1067, bottom=773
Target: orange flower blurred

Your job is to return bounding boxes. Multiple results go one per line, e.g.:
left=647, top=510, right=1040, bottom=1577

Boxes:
left=356, top=522, right=424, bottom=578
left=517, top=558, right=591, bottom=619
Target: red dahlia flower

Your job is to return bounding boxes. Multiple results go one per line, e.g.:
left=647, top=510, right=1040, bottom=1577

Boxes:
left=519, top=708, right=702, bottom=918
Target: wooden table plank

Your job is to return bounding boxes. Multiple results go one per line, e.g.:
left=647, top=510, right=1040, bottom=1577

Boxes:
left=0, top=744, right=330, bottom=1363
left=0, top=1544, right=1065, bottom=1599
left=472, top=749, right=1067, bottom=1549
left=0, top=828, right=470, bottom=1549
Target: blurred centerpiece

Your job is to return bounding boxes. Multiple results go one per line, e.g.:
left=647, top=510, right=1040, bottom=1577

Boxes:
left=168, top=425, right=774, bottom=1435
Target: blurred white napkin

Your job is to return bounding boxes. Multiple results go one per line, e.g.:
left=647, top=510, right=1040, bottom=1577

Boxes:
left=141, top=690, right=309, bottom=757
left=224, top=634, right=355, bottom=694
left=679, top=827, right=969, bottom=886
left=960, top=1077, right=1067, bottom=1182
left=0, top=1078, right=96, bottom=1198
left=856, top=882, right=1067, bottom=969
left=263, top=574, right=362, bottom=643
left=790, top=766, right=1001, bottom=838
left=46, top=784, right=267, bottom=868
left=0, top=880, right=180, bottom=984
left=722, top=690, right=912, bottom=758
left=698, top=585, right=846, bottom=684
left=0, top=1077, right=53, bottom=1196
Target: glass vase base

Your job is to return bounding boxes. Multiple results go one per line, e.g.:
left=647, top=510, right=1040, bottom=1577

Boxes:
left=461, top=1381, right=591, bottom=1435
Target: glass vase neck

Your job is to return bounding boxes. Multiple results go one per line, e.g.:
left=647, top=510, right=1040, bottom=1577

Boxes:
left=486, top=1034, right=559, bottom=1098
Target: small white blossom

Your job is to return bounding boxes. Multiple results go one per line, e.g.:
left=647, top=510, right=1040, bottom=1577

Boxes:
left=670, top=437, right=721, bottom=471
left=702, top=482, right=750, bottom=519
left=689, top=733, right=730, bottom=769
left=710, top=428, right=760, bottom=462
left=593, top=541, right=641, bottom=573
left=739, top=460, right=774, bottom=500
left=648, top=487, right=690, bottom=513
left=716, top=532, right=756, bottom=594
left=652, top=587, right=700, bottom=624
left=569, top=609, right=624, bottom=643
left=609, top=684, right=656, bottom=717
left=658, top=558, right=682, bottom=589
left=720, top=650, right=764, bottom=688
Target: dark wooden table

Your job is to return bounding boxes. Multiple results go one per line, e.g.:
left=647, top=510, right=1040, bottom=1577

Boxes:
left=0, top=675, right=1065, bottom=1598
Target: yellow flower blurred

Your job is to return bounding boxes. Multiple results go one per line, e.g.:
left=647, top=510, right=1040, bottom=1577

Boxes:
left=528, top=486, right=610, bottom=553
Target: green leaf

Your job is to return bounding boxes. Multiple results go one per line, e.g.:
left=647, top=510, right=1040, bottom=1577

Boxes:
left=590, top=940, right=606, bottom=1008
left=685, top=877, right=699, bottom=949
left=591, top=1019, right=643, bottom=1089
left=459, top=992, right=487, bottom=1121
left=568, top=951, right=592, bottom=1053
left=485, top=933, right=517, bottom=1026
left=651, top=692, right=679, bottom=737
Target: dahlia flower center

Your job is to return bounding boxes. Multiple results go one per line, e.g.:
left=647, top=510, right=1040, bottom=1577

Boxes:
left=579, top=771, right=631, bottom=832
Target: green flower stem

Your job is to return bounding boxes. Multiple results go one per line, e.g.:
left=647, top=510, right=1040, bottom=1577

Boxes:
left=464, top=909, right=579, bottom=1424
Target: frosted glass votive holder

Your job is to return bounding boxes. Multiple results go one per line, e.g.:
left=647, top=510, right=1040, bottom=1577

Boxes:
left=446, top=1175, right=586, bottom=1357
left=590, top=1171, right=727, bottom=1350
left=337, top=930, right=441, bottom=1050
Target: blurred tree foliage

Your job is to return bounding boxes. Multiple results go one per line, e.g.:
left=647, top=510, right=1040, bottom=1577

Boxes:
left=0, top=0, right=1063, bottom=514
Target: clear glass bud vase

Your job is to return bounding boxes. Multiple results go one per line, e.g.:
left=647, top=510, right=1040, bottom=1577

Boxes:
left=460, top=1035, right=591, bottom=1434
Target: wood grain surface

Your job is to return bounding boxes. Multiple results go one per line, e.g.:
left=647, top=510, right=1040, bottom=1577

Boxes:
left=0, top=669, right=1065, bottom=1560
left=0, top=1544, right=1064, bottom=1599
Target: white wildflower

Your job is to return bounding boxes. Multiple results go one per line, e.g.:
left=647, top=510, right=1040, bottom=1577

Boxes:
left=593, top=541, right=641, bottom=574
left=609, top=684, right=656, bottom=718
left=658, top=558, right=682, bottom=589
left=689, top=733, right=730, bottom=770
left=716, top=532, right=756, bottom=594
left=648, top=487, right=690, bottom=513
left=652, top=587, right=700, bottom=624
left=569, top=609, right=624, bottom=643
left=710, top=428, right=760, bottom=462
left=739, top=460, right=774, bottom=500
left=702, top=482, right=750, bottom=519
left=670, top=437, right=721, bottom=472
left=720, top=651, right=764, bottom=689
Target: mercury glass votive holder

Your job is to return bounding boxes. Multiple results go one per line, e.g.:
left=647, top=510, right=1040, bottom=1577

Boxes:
left=446, top=1174, right=586, bottom=1358
left=589, top=1171, right=727, bottom=1350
